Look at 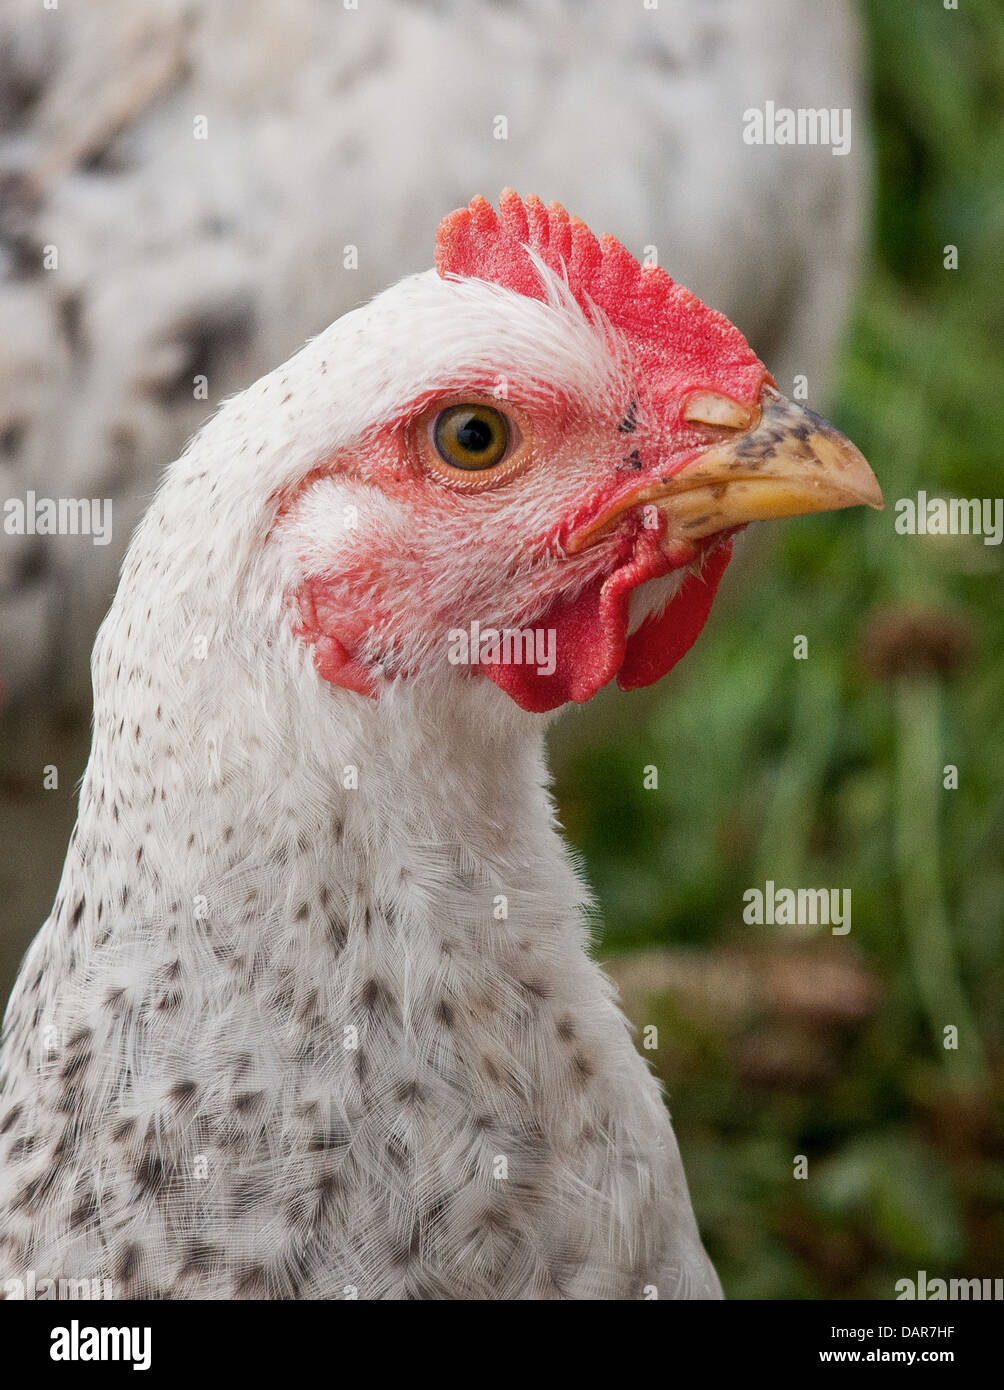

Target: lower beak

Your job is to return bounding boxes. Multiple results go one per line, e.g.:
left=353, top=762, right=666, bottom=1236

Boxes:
left=568, top=386, right=883, bottom=553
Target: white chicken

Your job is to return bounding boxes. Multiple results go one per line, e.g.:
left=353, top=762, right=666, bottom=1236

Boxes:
left=0, top=191, right=881, bottom=1299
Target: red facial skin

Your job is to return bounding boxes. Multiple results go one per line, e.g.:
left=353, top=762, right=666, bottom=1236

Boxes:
left=290, top=192, right=767, bottom=713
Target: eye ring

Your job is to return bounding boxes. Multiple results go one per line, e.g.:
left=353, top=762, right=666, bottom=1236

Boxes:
left=413, top=397, right=530, bottom=489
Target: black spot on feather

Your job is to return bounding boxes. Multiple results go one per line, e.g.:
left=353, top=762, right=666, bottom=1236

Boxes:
left=134, top=1154, right=168, bottom=1196
left=179, top=1242, right=219, bottom=1276
left=572, top=1052, right=595, bottom=1084
left=360, top=977, right=390, bottom=1013
left=59, top=1051, right=90, bottom=1080
left=70, top=1188, right=99, bottom=1229
left=233, top=1264, right=268, bottom=1297
left=169, top=1080, right=197, bottom=1107
left=0, top=1105, right=22, bottom=1135
left=233, top=1090, right=264, bottom=1114
left=116, top=1244, right=141, bottom=1283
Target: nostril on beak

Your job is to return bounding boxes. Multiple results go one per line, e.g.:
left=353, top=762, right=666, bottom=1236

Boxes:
left=681, top=391, right=757, bottom=431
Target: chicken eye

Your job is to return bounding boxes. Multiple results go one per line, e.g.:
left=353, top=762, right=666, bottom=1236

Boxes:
left=433, top=404, right=510, bottom=470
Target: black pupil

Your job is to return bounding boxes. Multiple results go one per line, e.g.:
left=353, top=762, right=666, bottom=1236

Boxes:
left=456, top=415, right=495, bottom=453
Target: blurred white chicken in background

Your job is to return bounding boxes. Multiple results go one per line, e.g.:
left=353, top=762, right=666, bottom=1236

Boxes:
left=0, top=0, right=867, bottom=708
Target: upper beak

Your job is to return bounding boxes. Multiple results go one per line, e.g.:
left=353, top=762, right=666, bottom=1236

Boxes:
left=567, top=386, right=883, bottom=553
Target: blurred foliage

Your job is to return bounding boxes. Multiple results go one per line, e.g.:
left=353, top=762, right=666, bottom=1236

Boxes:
left=556, top=1, right=1003, bottom=1298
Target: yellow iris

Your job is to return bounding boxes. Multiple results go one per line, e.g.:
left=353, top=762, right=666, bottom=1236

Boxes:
left=433, top=404, right=510, bottom=470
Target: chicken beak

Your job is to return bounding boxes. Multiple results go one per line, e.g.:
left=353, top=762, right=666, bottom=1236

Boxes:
left=567, top=386, right=883, bottom=554
left=653, top=386, right=883, bottom=542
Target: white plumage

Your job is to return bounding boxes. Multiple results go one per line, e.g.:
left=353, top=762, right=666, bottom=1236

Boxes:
left=0, top=257, right=726, bottom=1298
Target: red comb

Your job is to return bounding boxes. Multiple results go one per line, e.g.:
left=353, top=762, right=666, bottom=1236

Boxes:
left=435, top=190, right=765, bottom=403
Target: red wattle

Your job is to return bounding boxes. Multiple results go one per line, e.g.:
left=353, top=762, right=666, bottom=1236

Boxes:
left=618, top=539, right=732, bottom=691
left=482, top=534, right=732, bottom=714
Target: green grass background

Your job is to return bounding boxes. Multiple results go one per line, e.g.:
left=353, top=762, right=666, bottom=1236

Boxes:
left=554, top=0, right=1003, bottom=1298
